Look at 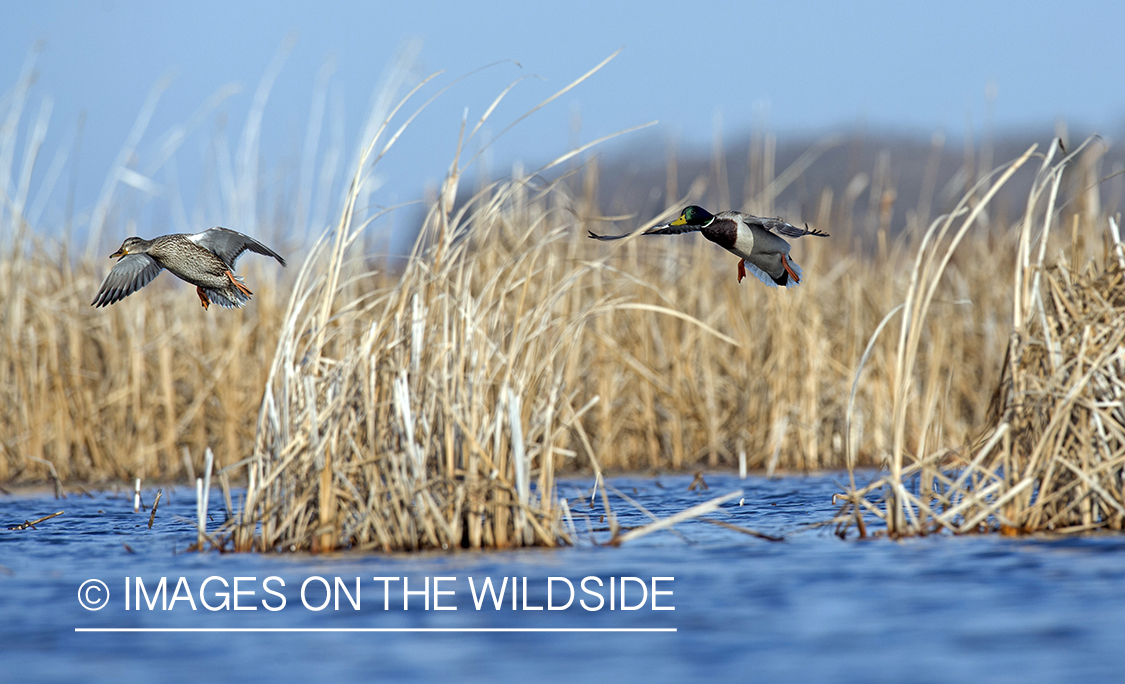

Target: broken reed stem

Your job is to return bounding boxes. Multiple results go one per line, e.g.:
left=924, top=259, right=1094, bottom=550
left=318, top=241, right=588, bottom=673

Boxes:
left=507, top=387, right=531, bottom=545
left=25, top=456, right=65, bottom=499
left=696, top=517, right=785, bottom=542
left=194, top=450, right=213, bottom=549
left=218, top=471, right=233, bottom=522
left=612, top=490, right=743, bottom=545
left=605, top=483, right=692, bottom=544
left=8, top=510, right=64, bottom=530
left=195, top=477, right=205, bottom=548
left=147, top=489, right=162, bottom=529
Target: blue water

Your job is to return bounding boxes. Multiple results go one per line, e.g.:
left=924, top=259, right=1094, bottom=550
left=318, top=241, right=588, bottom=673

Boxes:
left=3, top=473, right=1124, bottom=683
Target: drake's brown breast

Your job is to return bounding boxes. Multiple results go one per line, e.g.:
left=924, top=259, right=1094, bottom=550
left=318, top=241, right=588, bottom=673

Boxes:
left=701, top=218, right=738, bottom=250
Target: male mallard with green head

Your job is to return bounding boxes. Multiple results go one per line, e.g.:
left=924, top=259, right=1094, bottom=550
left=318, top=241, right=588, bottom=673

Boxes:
left=589, top=205, right=828, bottom=287
left=92, top=227, right=286, bottom=310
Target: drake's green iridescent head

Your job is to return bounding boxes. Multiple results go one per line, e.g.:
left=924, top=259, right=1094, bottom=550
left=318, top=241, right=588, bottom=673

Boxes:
left=670, top=205, right=715, bottom=227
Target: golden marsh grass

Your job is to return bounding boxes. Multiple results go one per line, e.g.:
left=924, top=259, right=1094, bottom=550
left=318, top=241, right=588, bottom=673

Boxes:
left=834, top=138, right=1125, bottom=536
left=3, top=55, right=1122, bottom=548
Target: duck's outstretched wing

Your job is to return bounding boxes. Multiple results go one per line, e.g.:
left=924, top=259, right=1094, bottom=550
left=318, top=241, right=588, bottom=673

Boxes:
left=588, top=222, right=702, bottom=240
left=92, top=254, right=164, bottom=307
left=750, top=216, right=830, bottom=239
left=189, top=227, right=287, bottom=268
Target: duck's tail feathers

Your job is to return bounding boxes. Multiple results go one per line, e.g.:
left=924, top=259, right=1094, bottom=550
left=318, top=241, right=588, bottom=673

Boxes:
left=201, top=286, right=249, bottom=309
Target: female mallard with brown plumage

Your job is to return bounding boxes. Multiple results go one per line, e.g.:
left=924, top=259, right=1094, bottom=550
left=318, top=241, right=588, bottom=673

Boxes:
left=589, top=205, right=828, bottom=287
left=92, top=227, right=286, bottom=310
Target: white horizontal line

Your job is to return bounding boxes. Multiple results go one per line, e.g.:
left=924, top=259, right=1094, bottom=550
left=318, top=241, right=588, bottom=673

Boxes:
left=76, top=627, right=676, bottom=633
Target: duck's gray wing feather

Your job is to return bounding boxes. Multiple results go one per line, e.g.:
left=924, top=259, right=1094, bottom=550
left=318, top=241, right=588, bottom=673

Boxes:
left=92, top=254, right=164, bottom=307
left=588, top=222, right=702, bottom=240
left=190, top=227, right=287, bottom=268
left=750, top=216, right=829, bottom=239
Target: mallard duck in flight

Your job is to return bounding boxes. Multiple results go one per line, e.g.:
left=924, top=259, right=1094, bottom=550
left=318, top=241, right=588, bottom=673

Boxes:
left=588, top=205, right=828, bottom=287
left=92, top=227, right=286, bottom=310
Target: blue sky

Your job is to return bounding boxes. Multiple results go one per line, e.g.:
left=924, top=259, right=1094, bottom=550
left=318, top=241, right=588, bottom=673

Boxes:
left=4, top=0, right=1123, bottom=239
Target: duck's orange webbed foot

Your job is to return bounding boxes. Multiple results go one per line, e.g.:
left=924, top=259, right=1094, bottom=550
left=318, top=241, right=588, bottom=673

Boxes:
left=782, top=255, right=800, bottom=284
left=196, top=286, right=210, bottom=310
left=737, top=259, right=746, bottom=283
left=226, top=271, right=253, bottom=296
